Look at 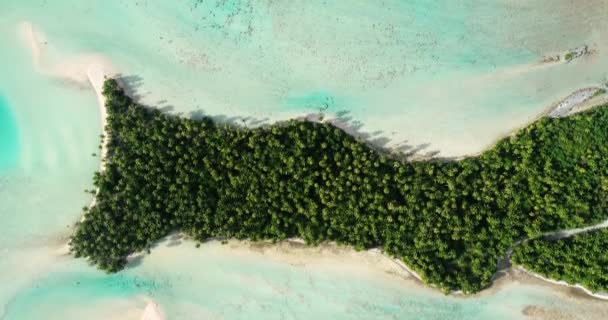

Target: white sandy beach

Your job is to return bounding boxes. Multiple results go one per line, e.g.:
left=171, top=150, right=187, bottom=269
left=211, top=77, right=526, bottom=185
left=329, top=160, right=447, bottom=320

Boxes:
left=141, top=300, right=166, bottom=320
left=87, top=63, right=110, bottom=172
left=137, top=237, right=608, bottom=306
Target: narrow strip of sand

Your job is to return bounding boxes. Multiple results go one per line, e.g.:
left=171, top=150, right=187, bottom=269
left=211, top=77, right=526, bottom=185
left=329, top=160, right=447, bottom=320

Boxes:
left=141, top=301, right=165, bottom=320
left=516, top=266, right=608, bottom=301
left=87, top=64, right=109, bottom=173
left=19, top=21, right=116, bottom=85
left=19, top=21, right=42, bottom=68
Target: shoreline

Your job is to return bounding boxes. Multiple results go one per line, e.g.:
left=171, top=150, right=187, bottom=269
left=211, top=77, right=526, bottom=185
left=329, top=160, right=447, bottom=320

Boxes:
left=516, top=266, right=608, bottom=301
left=86, top=64, right=109, bottom=174
left=81, top=63, right=111, bottom=218
left=84, top=75, right=608, bottom=302
left=19, top=21, right=41, bottom=69
left=547, top=87, right=606, bottom=118
left=85, top=78, right=608, bottom=301
left=284, top=236, right=608, bottom=300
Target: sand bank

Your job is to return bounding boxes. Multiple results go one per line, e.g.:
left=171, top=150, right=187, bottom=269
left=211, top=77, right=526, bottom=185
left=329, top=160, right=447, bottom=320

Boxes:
left=129, top=235, right=608, bottom=305
left=19, top=21, right=41, bottom=68
left=457, top=84, right=607, bottom=161
left=18, top=21, right=115, bottom=214
left=137, top=237, right=419, bottom=286
left=18, top=21, right=114, bottom=157
left=141, top=300, right=165, bottom=320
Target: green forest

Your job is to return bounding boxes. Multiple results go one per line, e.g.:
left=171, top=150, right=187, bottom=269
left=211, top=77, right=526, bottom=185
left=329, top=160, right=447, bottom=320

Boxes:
left=71, top=79, right=608, bottom=293
left=513, top=229, right=608, bottom=293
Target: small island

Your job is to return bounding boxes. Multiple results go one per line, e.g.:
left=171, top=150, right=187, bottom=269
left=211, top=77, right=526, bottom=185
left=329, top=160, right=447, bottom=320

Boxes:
left=71, top=79, right=608, bottom=294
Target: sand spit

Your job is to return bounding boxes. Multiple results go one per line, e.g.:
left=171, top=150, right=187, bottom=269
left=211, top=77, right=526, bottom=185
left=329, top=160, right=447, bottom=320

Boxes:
left=18, top=21, right=114, bottom=158
left=459, top=84, right=606, bottom=161
left=18, top=21, right=115, bottom=215
left=19, top=21, right=42, bottom=68
left=87, top=64, right=110, bottom=173
left=19, top=21, right=115, bottom=86
left=141, top=300, right=166, bottom=320
left=84, top=63, right=113, bottom=212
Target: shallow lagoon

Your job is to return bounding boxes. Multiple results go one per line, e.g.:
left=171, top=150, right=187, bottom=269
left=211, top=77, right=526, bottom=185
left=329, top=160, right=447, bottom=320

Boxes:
left=4, top=241, right=608, bottom=320
left=0, top=0, right=607, bottom=319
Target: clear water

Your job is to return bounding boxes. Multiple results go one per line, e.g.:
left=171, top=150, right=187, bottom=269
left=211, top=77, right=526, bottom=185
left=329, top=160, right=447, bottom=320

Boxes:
left=0, top=95, right=19, bottom=170
left=0, top=0, right=607, bottom=319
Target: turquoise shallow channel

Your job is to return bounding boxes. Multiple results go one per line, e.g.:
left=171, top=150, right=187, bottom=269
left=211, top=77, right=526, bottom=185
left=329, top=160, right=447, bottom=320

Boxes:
left=0, top=95, right=19, bottom=170
left=0, top=0, right=607, bottom=319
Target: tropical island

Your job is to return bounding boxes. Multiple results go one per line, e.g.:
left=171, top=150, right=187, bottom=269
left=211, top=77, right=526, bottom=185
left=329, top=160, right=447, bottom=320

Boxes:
left=71, top=79, right=608, bottom=294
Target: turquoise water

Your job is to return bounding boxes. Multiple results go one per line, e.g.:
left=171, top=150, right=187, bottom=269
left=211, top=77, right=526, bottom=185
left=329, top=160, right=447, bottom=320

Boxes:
left=283, top=91, right=349, bottom=113
left=0, top=95, right=19, bottom=170
left=0, top=0, right=607, bottom=319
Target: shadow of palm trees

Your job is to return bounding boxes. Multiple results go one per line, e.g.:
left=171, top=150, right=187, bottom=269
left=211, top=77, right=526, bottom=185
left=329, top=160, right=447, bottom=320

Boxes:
left=112, top=74, right=443, bottom=160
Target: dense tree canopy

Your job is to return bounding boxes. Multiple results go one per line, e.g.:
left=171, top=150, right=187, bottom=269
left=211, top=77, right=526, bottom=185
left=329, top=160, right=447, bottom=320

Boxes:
left=71, top=79, right=608, bottom=293
left=513, top=230, right=608, bottom=293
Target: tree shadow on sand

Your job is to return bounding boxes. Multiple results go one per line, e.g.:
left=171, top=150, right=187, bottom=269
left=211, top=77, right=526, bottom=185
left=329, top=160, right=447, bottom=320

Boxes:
left=114, top=73, right=179, bottom=113
left=303, top=109, right=444, bottom=161
left=191, top=107, right=442, bottom=160
left=112, top=74, right=443, bottom=161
